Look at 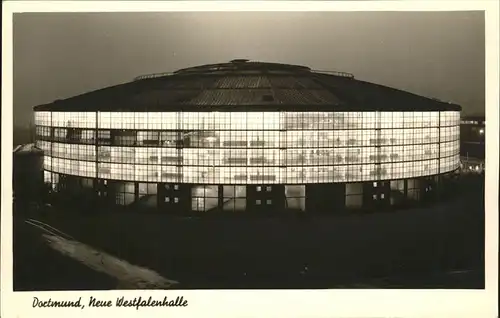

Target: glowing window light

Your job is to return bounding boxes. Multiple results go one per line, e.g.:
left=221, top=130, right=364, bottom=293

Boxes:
left=35, top=110, right=461, bottom=184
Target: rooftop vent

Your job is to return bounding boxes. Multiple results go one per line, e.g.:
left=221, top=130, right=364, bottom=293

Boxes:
left=230, top=59, right=250, bottom=63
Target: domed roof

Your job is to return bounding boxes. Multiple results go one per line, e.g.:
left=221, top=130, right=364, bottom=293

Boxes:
left=34, top=60, right=460, bottom=112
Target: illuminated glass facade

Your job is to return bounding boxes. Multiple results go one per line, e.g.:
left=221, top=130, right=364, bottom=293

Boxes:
left=34, top=110, right=460, bottom=212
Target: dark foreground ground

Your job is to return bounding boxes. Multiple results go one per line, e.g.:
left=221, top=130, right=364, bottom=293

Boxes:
left=13, top=219, right=117, bottom=291
left=13, top=175, right=485, bottom=290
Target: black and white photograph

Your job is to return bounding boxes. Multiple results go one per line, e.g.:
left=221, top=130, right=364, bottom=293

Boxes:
left=2, top=1, right=498, bottom=317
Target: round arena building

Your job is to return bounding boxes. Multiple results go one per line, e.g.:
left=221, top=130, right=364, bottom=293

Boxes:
left=34, top=60, right=461, bottom=214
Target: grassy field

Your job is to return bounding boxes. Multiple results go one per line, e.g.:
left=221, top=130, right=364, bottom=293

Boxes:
left=14, top=175, right=484, bottom=290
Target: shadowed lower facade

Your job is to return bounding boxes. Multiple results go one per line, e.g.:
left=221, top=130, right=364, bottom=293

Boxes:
left=33, top=60, right=461, bottom=214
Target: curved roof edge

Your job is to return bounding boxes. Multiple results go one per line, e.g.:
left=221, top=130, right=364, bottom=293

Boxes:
left=34, top=103, right=461, bottom=112
left=173, top=60, right=312, bottom=75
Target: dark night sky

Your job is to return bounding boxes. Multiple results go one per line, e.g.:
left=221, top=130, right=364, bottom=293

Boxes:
left=13, top=11, right=485, bottom=127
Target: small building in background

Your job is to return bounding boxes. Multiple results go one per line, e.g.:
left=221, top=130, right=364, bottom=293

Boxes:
left=13, top=143, right=44, bottom=205
left=460, top=115, right=485, bottom=174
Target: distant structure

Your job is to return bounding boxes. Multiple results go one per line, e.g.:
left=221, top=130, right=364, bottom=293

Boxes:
left=13, top=143, right=44, bottom=204
left=460, top=115, right=485, bottom=174
left=33, top=60, right=461, bottom=214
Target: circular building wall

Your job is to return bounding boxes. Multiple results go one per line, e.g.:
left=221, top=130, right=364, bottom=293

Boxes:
left=33, top=61, right=461, bottom=213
